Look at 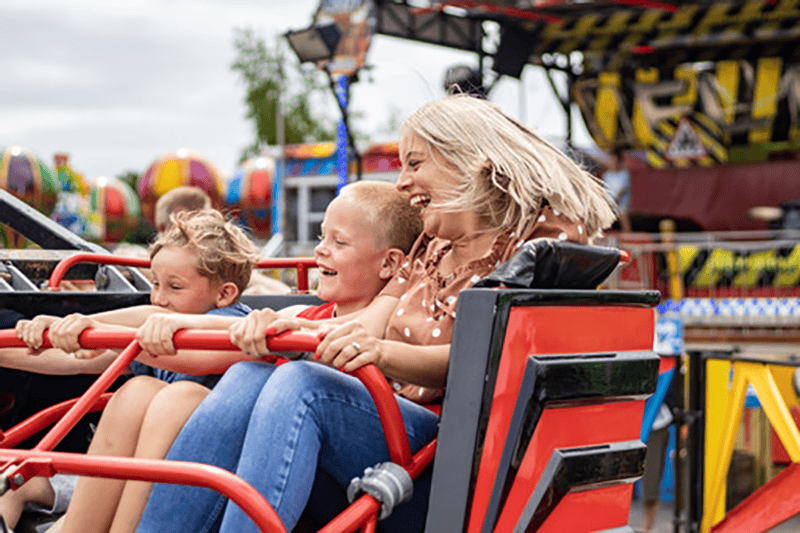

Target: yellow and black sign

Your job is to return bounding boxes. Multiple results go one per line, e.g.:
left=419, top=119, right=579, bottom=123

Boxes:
left=678, top=244, right=800, bottom=289
left=648, top=112, right=727, bottom=168
left=514, top=0, right=800, bottom=167
left=573, top=55, right=800, bottom=166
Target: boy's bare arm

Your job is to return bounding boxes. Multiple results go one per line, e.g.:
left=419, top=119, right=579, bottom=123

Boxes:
left=135, top=305, right=313, bottom=358
left=79, top=305, right=173, bottom=327
left=134, top=313, right=244, bottom=356
left=15, top=306, right=168, bottom=352
left=134, top=349, right=251, bottom=376
left=0, top=347, right=119, bottom=375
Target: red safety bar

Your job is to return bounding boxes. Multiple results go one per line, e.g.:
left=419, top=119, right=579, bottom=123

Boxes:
left=0, top=448, right=287, bottom=533
left=255, top=258, right=317, bottom=293
left=0, top=393, right=113, bottom=449
left=0, top=327, right=432, bottom=532
left=47, top=254, right=317, bottom=293
left=47, top=254, right=151, bottom=290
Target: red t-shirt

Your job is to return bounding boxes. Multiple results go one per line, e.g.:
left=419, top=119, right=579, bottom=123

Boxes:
left=295, top=302, right=336, bottom=320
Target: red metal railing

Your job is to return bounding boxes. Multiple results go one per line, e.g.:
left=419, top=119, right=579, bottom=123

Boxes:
left=256, top=258, right=317, bottom=293
left=0, top=328, right=434, bottom=532
left=47, top=253, right=151, bottom=290
left=47, top=254, right=318, bottom=292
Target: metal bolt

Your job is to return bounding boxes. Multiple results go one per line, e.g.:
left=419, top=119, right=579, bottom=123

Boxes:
left=12, top=473, right=24, bottom=487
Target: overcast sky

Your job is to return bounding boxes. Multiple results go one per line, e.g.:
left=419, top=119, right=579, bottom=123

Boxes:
left=2, top=0, right=592, bottom=182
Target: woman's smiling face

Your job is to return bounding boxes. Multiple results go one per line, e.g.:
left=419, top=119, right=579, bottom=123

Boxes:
left=396, top=133, right=471, bottom=240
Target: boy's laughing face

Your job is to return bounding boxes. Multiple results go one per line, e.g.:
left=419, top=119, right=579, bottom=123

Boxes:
left=314, top=193, right=390, bottom=315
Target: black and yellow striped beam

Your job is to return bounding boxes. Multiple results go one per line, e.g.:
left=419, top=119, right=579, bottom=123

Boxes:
left=375, top=1, right=800, bottom=68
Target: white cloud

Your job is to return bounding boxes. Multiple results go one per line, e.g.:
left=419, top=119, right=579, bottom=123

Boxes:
left=5, top=59, right=101, bottom=87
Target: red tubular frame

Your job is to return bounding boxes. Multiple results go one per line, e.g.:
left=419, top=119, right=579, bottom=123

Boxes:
left=46, top=254, right=318, bottom=293
left=0, top=327, right=434, bottom=532
left=255, top=258, right=317, bottom=293
left=47, top=254, right=151, bottom=290
left=0, top=394, right=112, bottom=449
left=0, top=448, right=287, bottom=533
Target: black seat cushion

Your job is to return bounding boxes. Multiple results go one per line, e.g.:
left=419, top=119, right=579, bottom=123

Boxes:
left=474, top=240, right=621, bottom=290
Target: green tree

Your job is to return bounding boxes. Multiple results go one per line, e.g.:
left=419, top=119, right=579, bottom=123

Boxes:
left=231, top=28, right=338, bottom=161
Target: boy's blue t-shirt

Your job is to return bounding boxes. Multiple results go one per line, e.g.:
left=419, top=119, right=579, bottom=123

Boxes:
left=128, top=302, right=251, bottom=388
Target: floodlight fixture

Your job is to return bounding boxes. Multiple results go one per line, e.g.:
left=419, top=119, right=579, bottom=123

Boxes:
left=443, top=65, right=486, bottom=97
left=285, top=23, right=342, bottom=64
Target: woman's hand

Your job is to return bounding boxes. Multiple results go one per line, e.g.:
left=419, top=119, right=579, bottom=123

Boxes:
left=15, top=315, right=60, bottom=351
left=48, top=313, right=105, bottom=359
left=136, top=313, right=191, bottom=356
left=314, top=321, right=384, bottom=373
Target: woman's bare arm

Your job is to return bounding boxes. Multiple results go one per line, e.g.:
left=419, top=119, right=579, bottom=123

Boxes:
left=314, top=321, right=449, bottom=387
left=372, top=341, right=449, bottom=388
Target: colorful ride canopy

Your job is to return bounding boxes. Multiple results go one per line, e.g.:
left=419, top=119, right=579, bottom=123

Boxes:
left=0, top=146, right=58, bottom=215
left=226, top=156, right=274, bottom=239
left=93, top=178, right=141, bottom=243
left=137, top=149, right=224, bottom=223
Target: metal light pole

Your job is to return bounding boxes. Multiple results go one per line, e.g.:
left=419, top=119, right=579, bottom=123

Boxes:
left=334, top=74, right=349, bottom=194
left=272, top=42, right=285, bottom=240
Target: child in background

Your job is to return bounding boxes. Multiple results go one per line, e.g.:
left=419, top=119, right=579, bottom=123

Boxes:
left=153, top=186, right=211, bottom=233
left=0, top=209, right=258, bottom=533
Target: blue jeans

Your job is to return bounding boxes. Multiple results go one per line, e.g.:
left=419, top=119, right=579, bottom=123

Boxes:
left=137, top=360, right=439, bottom=533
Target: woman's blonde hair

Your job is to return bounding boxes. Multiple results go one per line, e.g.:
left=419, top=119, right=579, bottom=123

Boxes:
left=400, top=94, right=616, bottom=240
left=149, top=210, right=258, bottom=299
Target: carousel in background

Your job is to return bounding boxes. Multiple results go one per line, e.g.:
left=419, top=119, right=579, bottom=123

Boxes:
left=137, top=148, right=225, bottom=226
left=0, top=146, right=59, bottom=248
left=91, top=177, right=141, bottom=243
left=1, top=150, right=142, bottom=247
left=225, top=156, right=273, bottom=240
left=50, top=152, right=101, bottom=241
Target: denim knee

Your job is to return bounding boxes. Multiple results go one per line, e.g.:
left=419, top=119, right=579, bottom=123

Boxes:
left=266, top=361, right=334, bottom=394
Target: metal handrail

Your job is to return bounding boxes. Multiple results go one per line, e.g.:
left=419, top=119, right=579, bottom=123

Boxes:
left=255, top=258, right=317, bottom=293
left=47, top=254, right=151, bottom=290
left=47, top=254, right=318, bottom=293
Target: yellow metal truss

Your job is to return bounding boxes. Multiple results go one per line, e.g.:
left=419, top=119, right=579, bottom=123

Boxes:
left=702, top=360, right=800, bottom=533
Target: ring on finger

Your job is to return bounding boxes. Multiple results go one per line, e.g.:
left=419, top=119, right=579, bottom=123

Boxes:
left=351, top=341, right=361, bottom=354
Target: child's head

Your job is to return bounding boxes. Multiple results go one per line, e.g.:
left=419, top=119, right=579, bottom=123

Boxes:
left=315, top=181, right=422, bottom=315
left=154, top=186, right=212, bottom=233
left=148, top=210, right=258, bottom=314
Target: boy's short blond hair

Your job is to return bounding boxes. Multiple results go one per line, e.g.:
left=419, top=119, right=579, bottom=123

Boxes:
left=340, top=181, right=423, bottom=254
left=149, top=210, right=258, bottom=300
left=155, top=186, right=212, bottom=232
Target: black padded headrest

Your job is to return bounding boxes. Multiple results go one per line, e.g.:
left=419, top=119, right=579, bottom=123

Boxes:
left=474, top=240, right=621, bottom=289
